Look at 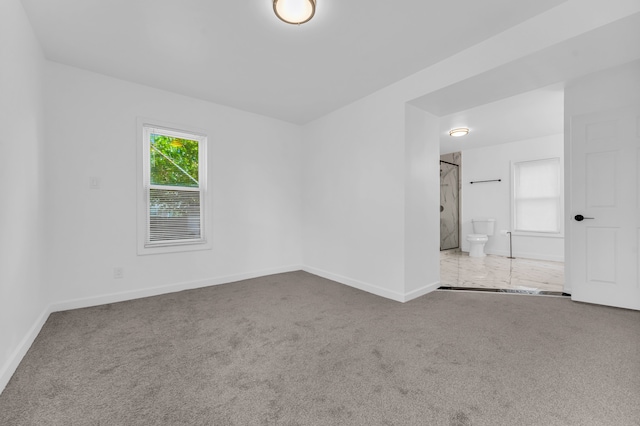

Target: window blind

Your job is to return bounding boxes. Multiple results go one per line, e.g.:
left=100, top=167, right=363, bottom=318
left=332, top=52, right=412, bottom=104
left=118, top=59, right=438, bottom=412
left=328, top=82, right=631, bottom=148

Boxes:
left=148, top=188, right=202, bottom=243
left=513, top=158, right=561, bottom=233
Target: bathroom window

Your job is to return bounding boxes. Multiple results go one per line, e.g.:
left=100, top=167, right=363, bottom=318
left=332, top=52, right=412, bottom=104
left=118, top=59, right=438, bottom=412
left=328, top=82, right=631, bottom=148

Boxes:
left=512, top=158, right=562, bottom=234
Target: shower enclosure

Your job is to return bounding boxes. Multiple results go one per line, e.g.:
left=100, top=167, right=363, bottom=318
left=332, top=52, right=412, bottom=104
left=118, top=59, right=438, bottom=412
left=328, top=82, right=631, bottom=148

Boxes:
left=440, top=160, right=459, bottom=250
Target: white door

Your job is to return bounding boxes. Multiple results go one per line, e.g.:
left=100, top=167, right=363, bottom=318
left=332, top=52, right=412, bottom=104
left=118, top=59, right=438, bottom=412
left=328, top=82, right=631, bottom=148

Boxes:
left=569, top=105, right=640, bottom=310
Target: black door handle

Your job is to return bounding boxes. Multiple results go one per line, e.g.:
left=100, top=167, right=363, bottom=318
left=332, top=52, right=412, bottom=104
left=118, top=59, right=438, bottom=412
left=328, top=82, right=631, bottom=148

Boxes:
left=574, top=214, right=595, bottom=221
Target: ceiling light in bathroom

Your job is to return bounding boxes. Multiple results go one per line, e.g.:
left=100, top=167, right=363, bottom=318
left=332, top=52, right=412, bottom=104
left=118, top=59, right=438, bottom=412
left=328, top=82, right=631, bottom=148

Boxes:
left=449, top=128, right=469, bottom=137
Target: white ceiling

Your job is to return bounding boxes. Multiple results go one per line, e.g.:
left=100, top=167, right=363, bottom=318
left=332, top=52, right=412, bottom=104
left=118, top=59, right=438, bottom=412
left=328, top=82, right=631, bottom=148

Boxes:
left=438, top=85, right=564, bottom=154
left=20, top=0, right=567, bottom=124
left=412, top=12, right=640, bottom=154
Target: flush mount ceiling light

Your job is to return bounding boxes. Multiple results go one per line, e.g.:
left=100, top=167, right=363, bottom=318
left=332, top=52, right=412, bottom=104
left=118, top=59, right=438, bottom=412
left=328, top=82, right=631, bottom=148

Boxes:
left=449, top=128, right=469, bottom=137
left=273, top=0, right=316, bottom=25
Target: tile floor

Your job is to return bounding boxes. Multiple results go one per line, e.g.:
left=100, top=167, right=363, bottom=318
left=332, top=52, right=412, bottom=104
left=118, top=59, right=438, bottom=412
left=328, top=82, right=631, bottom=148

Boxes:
left=440, top=249, right=565, bottom=293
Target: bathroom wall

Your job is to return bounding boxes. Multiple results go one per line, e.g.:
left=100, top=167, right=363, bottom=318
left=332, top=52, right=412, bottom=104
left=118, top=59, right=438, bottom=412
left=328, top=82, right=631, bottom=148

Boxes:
left=461, top=134, right=564, bottom=261
left=440, top=152, right=461, bottom=250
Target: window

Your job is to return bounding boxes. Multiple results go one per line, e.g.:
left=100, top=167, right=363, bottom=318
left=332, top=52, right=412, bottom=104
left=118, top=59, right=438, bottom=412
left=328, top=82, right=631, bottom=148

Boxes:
left=138, top=121, right=209, bottom=254
left=512, top=158, right=562, bottom=234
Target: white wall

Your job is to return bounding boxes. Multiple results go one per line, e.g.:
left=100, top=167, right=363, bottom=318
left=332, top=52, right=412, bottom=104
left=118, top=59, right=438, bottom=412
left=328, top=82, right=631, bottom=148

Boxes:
left=404, top=106, right=441, bottom=297
left=565, top=60, right=640, bottom=116
left=301, top=91, right=407, bottom=300
left=0, top=0, right=48, bottom=391
left=44, top=62, right=302, bottom=308
left=460, top=134, right=565, bottom=261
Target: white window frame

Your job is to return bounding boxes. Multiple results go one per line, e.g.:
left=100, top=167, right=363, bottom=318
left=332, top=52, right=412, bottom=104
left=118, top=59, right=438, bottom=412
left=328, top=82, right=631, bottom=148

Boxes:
left=511, top=157, right=563, bottom=238
left=137, top=118, right=211, bottom=255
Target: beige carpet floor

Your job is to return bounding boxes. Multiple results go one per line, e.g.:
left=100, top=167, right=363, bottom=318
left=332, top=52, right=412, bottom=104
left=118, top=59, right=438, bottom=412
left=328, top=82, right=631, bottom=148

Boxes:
left=1, top=271, right=639, bottom=425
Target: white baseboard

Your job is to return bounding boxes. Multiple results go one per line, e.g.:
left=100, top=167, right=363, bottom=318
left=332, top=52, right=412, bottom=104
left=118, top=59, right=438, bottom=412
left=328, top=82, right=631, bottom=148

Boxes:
left=0, top=304, right=52, bottom=395
left=302, top=266, right=440, bottom=303
left=0, top=265, right=302, bottom=395
left=50, top=265, right=303, bottom=313
left=403, top=281, right=441, bottom=302
left=303, top=266, right=406, bottom=302
left=490, top=249, right=564, bottom=262
left=464, top=249, right=565, bottom=263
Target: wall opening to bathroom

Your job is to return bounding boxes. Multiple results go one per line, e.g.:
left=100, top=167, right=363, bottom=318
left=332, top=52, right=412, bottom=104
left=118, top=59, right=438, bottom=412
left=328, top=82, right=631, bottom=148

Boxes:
left=437, top=86, right=566, bottom=295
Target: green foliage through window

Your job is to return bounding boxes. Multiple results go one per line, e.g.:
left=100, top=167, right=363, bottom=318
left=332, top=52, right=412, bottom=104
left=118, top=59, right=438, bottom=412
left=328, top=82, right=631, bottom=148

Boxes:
left=150, top=134, right=199, bottom=187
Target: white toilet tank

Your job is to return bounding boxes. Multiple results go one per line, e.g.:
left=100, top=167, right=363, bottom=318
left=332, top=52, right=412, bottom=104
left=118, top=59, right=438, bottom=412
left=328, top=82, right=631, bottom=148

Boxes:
left=472, top=218, right=496, bottom=236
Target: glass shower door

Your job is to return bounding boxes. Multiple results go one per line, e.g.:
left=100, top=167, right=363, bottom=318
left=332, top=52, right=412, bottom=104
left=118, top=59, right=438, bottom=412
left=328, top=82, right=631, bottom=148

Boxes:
left=440, top=161, right=459, bottom=250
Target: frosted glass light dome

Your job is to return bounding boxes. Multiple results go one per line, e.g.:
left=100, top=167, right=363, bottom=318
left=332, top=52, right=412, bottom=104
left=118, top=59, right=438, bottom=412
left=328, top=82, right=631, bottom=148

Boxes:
left=273, top=0, right=316, bottom=25
left=449, top=128, right=469, bottom=137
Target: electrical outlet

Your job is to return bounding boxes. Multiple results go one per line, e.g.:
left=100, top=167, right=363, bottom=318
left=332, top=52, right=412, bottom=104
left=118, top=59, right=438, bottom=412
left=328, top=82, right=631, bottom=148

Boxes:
left=90, top=177, right=101, bottom=189
left=113, top=267, right=124, bottom=279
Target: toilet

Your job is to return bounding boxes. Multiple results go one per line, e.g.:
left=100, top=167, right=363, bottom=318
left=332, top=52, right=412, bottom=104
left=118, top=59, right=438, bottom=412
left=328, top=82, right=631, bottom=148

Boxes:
left=466, top=218, right=495, bottom=258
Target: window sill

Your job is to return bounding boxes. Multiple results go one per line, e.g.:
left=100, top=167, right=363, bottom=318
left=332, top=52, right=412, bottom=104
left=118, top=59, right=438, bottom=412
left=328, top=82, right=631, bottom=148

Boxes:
left=137, top=240, right=212, bottom=256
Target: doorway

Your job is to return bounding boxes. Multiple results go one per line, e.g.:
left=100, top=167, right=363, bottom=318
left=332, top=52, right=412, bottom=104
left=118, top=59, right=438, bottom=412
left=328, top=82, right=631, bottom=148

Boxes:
left=437, top=87, right=566, bottom=295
